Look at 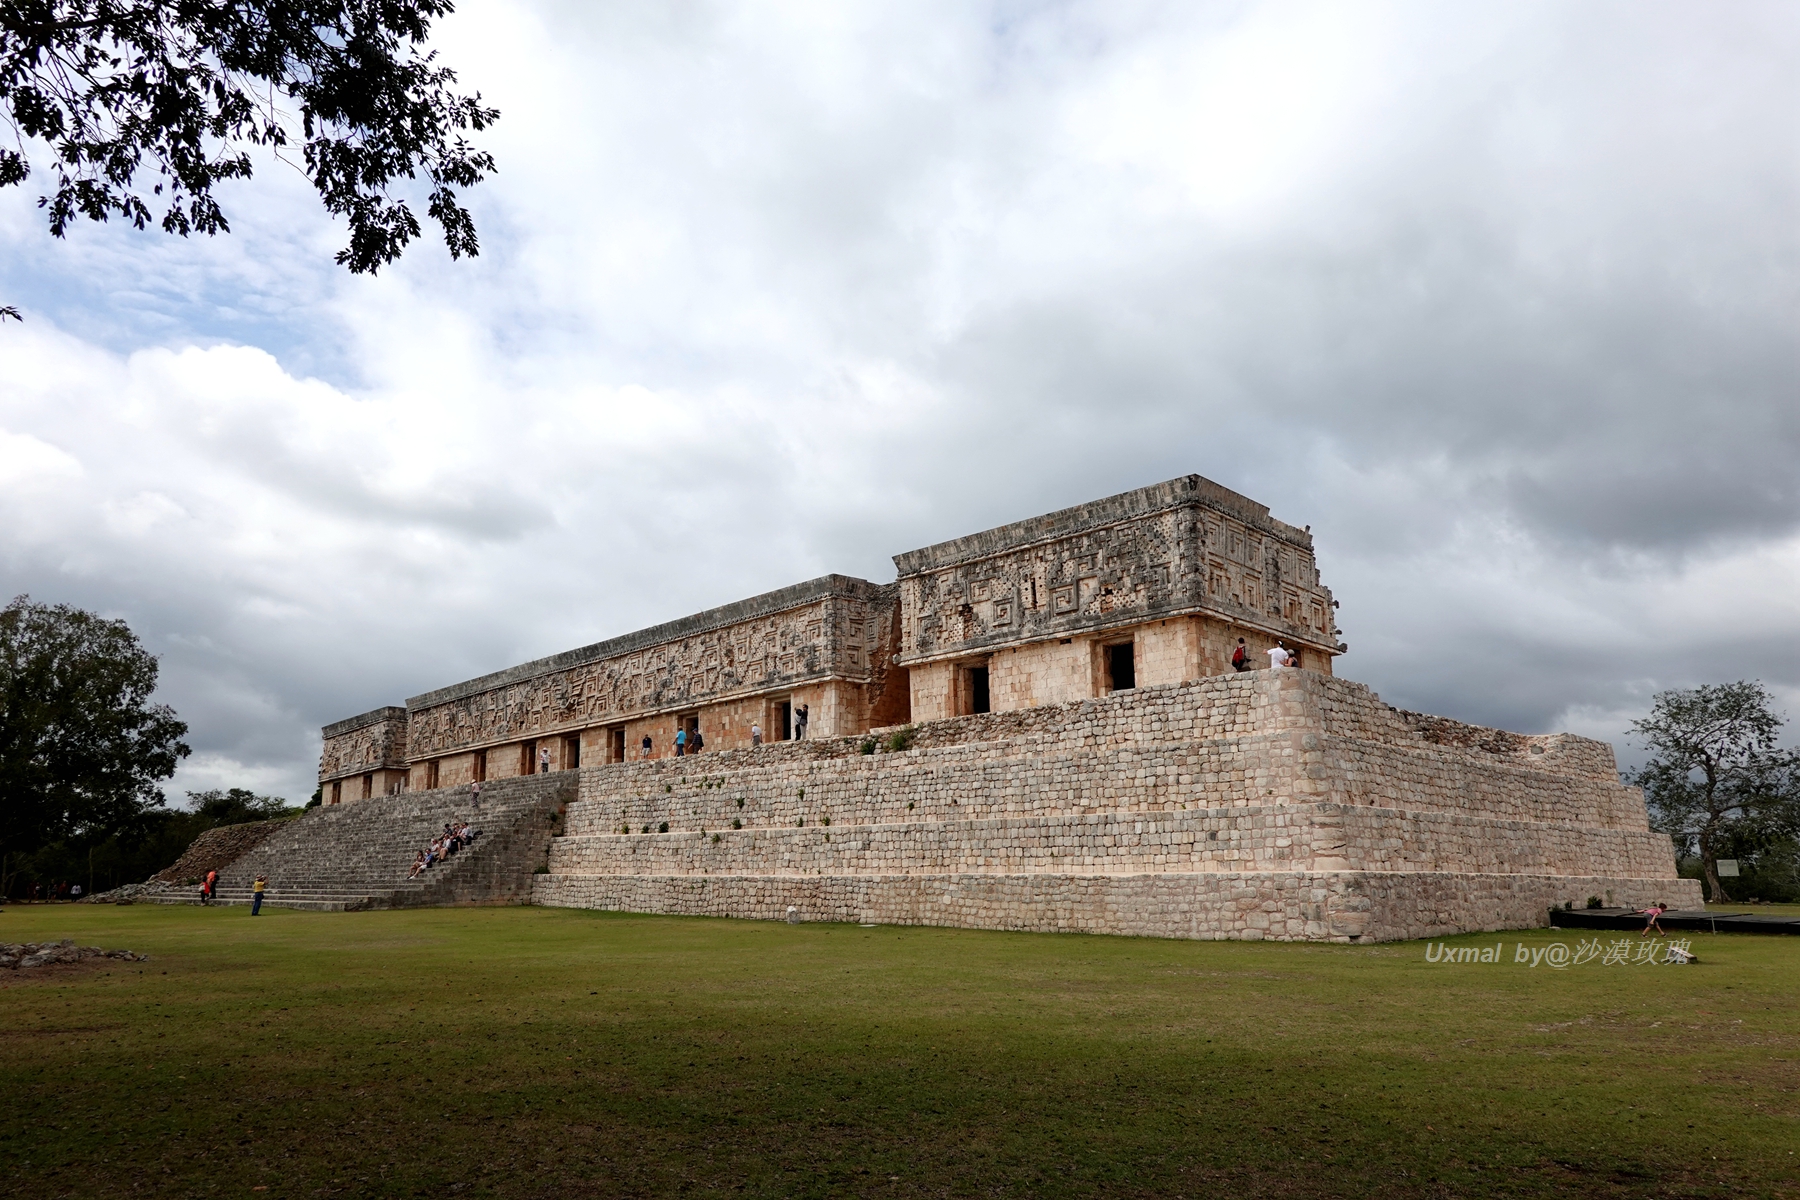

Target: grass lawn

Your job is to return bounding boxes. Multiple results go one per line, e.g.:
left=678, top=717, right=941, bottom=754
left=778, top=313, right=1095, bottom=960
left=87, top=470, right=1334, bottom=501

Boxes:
left=1, top=904, right=1795, bottom=1199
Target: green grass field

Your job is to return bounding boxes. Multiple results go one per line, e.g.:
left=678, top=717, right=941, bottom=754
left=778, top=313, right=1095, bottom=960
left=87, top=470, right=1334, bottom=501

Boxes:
left=2, top=904, right=1795, bottom=1199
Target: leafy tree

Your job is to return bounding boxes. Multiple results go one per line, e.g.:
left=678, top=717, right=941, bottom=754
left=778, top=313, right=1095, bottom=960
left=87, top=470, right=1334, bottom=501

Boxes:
left=1629, top=681, right=1800, bottom=902
left=0, top=595, right=189, bottom=889
left=187, top=785, right=294, bottom=824
left=0, top=0, right=498, bottom=292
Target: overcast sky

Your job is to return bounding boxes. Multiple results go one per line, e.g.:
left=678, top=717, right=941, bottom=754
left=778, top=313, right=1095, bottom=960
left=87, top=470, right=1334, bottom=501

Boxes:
left=2, top=0, right=1796, bottom=806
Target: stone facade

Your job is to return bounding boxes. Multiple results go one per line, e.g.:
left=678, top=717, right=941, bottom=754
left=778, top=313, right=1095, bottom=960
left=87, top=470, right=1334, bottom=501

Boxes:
left=318, top=707, right=409, bottom=803
left=534, top=670, right=1700, bottom=941
left=318, top=475, right=1344, bottom=796
left=309, top=473, right=1695, bottom=942
left=895, top=475, right=1340, bottom=721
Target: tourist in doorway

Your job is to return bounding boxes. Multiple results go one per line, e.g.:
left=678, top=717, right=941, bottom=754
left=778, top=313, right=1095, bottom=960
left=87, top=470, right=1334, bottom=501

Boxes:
left=251, top=875, right=268, bottom=916
left=690, top=728, right=704, bottom=754
left=538, top=746, right=551, bottom=774
left=1266, top=643, right=1291, bottom=669
left=641, top=733, right=653, bottom=759
left=751, top=723, right=762, bottom=747
left=1231, top=639, right=1250, bottom=672
left=674, top=726, right=686, bottom=757
left=794, top=704, right=809, bottom=740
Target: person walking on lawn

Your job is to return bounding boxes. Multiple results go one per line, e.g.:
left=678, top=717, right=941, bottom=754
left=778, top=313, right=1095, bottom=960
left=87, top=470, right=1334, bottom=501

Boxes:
left=203, top=869, right=218, bottom=905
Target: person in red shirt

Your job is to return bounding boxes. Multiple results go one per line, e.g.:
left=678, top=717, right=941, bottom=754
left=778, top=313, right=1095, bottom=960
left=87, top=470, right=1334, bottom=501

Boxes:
left=1231, top=639, right=1250, bottom=672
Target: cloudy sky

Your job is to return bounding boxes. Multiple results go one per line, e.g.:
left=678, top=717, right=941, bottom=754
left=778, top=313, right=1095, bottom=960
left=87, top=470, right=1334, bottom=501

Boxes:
left=2, top=0, right=1796, bottom=805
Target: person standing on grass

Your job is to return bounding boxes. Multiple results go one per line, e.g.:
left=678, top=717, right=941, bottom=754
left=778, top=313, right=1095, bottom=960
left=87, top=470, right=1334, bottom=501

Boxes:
left=251, top=875, right=268, bottom=916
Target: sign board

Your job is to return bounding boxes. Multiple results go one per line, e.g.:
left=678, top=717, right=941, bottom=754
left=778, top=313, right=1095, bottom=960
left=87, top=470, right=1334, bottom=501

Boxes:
left=1717, top=859, right=1740, bottom=877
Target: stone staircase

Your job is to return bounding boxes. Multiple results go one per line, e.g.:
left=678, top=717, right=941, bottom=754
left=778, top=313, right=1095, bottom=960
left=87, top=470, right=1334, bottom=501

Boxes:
left=205, top=773, right=575, bottom=911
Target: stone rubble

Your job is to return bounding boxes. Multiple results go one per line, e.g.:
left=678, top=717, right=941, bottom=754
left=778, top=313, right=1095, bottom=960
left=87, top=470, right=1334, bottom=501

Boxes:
left=0, top=940, right=147, bottom=969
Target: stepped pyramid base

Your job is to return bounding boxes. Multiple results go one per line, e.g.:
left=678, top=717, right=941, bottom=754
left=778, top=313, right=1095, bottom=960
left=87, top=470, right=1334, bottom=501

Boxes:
left=534, top=671, right=1700, bottom=942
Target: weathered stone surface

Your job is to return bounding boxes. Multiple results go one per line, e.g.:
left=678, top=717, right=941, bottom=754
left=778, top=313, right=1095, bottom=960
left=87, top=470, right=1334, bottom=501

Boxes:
left=894, top=474, right=1337, bottom=668
left=301, top=475, right=1699, bottom=942
left=148, top=816, right=295, bottom=884
left=0, top=940, right=146, bottom=968
left=535, top=670, right=1700, bottom=941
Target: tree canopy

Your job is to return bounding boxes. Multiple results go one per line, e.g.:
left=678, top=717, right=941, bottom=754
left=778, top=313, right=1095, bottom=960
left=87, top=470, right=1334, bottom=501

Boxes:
left=0, top=595, right=189, bottom=864
left=1630, top=680, right=1800, bottom=902
left=0, top=0, right=498, bottom=276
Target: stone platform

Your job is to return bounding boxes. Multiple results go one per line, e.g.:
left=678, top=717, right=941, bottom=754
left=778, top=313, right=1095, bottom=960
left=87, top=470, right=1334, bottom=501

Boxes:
left=534, top=670, right=1700, bottom=941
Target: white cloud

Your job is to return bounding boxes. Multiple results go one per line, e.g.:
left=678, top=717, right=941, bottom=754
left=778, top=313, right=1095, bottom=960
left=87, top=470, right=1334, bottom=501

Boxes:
left=1, top=0, right=1796, bottom=805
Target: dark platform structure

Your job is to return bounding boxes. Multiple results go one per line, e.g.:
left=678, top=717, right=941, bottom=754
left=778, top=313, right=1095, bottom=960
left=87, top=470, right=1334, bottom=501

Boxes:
left=1550, top=907, right=1800, bottom=935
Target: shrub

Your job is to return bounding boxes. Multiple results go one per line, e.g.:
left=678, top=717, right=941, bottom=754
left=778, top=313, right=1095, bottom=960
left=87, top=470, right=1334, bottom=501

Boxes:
left=731, top=818, right=741, bottom=830
left=886, top=725, right=916, bottom=753
left=736, top=797, right=744, bottom=808
left=642, top=825, right=651, bottom=834
left=822, top=815, right=830, bottom=827
left=658, top=822, right=669, bottom=834
left=860, top=738, right=877, bottom=755
left=711, top=833, right=721, bottom=844
left=1586, top=896, right=1604, bottom=909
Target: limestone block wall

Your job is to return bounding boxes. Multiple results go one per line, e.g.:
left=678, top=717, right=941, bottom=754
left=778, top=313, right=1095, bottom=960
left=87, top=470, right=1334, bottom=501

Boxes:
left=537, top=669, right=1700, bottom=940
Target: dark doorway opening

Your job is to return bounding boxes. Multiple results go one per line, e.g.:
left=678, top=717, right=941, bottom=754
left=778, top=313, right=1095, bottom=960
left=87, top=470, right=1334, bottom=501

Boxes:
left=967, top=666, right=990, bottom=714
left=425, top=760, right=440, bottom=790
left=609, top=727, right=626, bottom=764
left=563, top=735, right=581, bottom=769
left=1106, top=642, right=1136, bottom=691
left=473, top=750, right=487, bottom=783
left=521, top=739, right=538, bottom=775
left=779, top=701, right=793, bottom=741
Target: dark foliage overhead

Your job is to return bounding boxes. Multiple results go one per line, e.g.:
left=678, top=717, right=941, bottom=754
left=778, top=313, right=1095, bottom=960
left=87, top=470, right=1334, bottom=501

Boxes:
left=0, top=595, right=189, bottom=860
left=0, top=0, right=498, bottom=273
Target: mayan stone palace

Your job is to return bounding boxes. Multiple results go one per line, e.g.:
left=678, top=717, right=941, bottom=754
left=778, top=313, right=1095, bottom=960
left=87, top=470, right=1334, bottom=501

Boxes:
left=219, top=474, right=1698, bottom=939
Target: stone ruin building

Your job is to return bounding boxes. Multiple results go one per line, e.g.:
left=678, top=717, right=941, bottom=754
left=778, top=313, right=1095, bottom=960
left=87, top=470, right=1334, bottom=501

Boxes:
left=214, top=474, right=1697, bottom=939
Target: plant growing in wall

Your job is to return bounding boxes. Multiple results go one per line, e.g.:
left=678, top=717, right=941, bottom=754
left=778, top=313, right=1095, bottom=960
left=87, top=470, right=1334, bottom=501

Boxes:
left=731, top=818, right=741, bottom=830
left=658, top=822, right=668, bottom=833
left=886, top=726, right=916, bottom=753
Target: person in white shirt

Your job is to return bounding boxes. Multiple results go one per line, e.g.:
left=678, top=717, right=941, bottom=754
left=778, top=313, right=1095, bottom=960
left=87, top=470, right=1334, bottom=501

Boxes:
left=751, top=723, right=762, bottom=747
left=1267, top=644, right=1291, bottom=669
